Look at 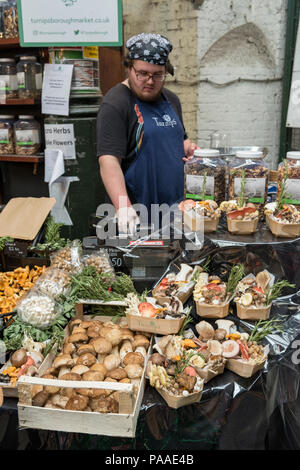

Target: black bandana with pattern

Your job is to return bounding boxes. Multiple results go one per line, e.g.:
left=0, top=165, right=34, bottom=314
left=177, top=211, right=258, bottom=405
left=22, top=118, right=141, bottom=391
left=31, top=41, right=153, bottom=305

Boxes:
left=126, top=33, right=173, bottom=65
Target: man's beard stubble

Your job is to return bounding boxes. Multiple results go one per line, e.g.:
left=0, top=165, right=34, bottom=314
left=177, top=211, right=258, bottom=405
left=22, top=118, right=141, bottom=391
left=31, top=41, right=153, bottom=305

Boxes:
left=128, top=78, right=163, bottom=102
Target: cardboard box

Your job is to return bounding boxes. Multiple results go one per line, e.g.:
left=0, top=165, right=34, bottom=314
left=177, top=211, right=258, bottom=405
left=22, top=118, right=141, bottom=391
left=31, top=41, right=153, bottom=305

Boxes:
left=236, top=302, right=271, bottom=320
left=266, top=214, right=300, bottom=238
left=152, top=281, right=194, bottom=305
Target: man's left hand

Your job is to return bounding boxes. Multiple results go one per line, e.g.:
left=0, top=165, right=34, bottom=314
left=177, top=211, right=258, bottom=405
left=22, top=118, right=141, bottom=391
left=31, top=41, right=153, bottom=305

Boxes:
left=183, top=142, right=199, bottom=162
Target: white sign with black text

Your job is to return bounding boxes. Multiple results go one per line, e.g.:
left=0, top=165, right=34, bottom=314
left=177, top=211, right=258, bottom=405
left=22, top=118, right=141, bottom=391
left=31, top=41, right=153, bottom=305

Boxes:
left=45, top=124, right=76, bottom=160
left=42, top=64, right=73, bottom=116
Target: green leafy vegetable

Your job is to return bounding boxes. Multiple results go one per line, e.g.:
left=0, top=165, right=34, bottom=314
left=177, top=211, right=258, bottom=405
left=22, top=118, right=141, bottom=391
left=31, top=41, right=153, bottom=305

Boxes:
left=0, top=236, right=13, bottom=251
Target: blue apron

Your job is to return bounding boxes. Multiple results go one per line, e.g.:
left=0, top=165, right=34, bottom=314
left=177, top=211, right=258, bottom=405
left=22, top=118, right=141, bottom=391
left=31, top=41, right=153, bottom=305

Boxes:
left=124, top=93, right=185, bottom=221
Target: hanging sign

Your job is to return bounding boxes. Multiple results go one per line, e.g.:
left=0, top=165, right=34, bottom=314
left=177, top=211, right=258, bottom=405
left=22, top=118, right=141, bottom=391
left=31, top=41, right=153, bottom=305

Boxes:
left=17, top=0, right=122, bottom=47
left=42, top=64, right=73, bottom=116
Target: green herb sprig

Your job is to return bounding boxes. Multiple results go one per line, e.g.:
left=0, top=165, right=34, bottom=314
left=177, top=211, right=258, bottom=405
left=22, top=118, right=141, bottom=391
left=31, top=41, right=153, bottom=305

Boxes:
left=276, top=159, right=292, bottom=213
left=178, top=307, right=193, bottom=337
left=31, top=215, right=70, bottom=253
left=237, top=169, right=246, bottom=208
left=201, top=170, right=208, bottom=201
left=249, top=317, right=285, bottom=343
left=175, top=349, right=199, bottom=376
left=265, top=280, right=295, bottom=306
left=226, top=263, right=245, bottom=295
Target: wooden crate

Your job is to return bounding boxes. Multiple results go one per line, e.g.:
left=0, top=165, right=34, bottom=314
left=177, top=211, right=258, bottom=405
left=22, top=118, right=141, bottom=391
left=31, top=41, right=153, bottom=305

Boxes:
left=17, top=313, right=152, bottom=438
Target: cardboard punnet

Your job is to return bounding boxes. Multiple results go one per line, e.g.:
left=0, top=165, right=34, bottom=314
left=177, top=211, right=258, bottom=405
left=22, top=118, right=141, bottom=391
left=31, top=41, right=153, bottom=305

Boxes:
left=183, top=211, right=219, bottom=233
left=266, top=213, right=300, bottom=238
left=227, top=217, right=258, bottom=235
left=225, top=357, right=267, bottom=378
left=196, top=299, right=230, bottom=318
left=156, top=384, right=204, bottom=409
left=236, top=302, right=271, bottom=320
left=126, top=312, right=185, bottom=335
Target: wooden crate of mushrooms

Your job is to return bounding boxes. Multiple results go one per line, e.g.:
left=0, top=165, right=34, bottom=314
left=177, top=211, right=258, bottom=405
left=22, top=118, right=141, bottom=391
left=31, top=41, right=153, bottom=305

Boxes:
left=17, top=311, right=152, bottom=437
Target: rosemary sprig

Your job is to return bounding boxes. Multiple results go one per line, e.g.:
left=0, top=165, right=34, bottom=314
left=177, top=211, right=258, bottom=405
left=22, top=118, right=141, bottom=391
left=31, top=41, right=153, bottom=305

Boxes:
left=237, top=169, right=246, bottom=208
left=201, top=170, right=208, bottom=201
left=249, top=318, right=285, bottom=343
left=190, top=257, right=211, bottom=282
left=31, top=215, right=70, bottom=253
left=178, top=307, right=193, bottom=337
left=265, top=280, right=295, bottom=306
left=226, top=263, right=245, bottom=295
left=175, top=349, right=199, bottom=376
left=276, top=159, right=291, bottom=213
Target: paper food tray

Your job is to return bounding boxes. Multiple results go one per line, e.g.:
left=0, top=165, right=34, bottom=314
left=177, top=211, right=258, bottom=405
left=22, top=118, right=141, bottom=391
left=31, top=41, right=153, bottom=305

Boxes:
left=227, top=217, right=258, bottom=235
left=266, top=214, right=300, bottom=238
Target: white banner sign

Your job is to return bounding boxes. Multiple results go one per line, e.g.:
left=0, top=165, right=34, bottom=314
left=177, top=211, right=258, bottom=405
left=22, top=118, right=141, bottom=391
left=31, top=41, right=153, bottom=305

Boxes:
left=17, top=0, right=122, bottom=47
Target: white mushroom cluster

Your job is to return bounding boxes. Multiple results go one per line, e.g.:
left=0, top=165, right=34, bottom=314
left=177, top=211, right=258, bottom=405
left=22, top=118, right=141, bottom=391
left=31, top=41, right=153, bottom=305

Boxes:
left=17, top=294, right=60, bottom=329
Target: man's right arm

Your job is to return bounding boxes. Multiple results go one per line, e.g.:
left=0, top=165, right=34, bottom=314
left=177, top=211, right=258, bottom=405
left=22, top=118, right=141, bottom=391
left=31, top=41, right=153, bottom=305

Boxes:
left=98, top=154, right=131, bottom=210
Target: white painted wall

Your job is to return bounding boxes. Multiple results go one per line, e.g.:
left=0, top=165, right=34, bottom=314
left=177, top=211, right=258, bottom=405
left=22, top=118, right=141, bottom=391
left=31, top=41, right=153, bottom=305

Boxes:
left=196, top=0, right=288, bottom=168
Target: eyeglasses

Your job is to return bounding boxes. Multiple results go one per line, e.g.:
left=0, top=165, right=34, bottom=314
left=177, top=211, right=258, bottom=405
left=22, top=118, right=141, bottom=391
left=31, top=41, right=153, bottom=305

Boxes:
left=132, top=65, right=166, bottom=82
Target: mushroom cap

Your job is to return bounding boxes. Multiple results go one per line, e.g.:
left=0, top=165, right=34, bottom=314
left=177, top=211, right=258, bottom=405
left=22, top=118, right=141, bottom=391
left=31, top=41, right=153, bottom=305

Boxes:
left=52, top=354, right=74, bottom=369
left=72, top=326, right=87, bottom=335
left=76, top=353, right=97, bottom=367
left=59, top=372, right=82, bottom=381
left=41, top=374, right=60, bottom=394
left=91, top=337, right=112, bottom=354
left=120, top=328, right=134, bottom=341
left=71, top=365, right=90, bottom=375
left=82, top=370, right=105, bottom=382
left=65, top=394, right=89, bottom=411
left=107, top=367, right=127, bottom=380
left=125, top=364, right=143, bottom=379
left=135, top=346, right=147, bottom=358
left=76, top=388, right=106, bottom=398
left=119, top=378, right=131, bottom=384
left=87, top=324, right=102, bottom=338
left=77, top=343, right=96, bottom=357
left=69, top=318, right=82, bottom=331
left=132, top=335, right=150, bottom=350
left=79, top=321, right=96, bottom=329
left=100, top=326, right=122, bottom=346
left=104, top=354, right=121, bottom=371
left=123, top=352, right=144, bottom=366
left=195, top=321, right=215, bottom=341
left=90, top=363, right=107, bottom=376
left=63, top=342, right=76, bottom=355
left=68, top=332, right=89, bottom=343
left=207, top=339, right=223, bottom=356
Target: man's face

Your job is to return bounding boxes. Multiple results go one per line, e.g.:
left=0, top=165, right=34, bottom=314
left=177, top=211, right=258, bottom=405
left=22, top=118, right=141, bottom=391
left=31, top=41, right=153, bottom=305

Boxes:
left=128, top=60, right=166, bottom=102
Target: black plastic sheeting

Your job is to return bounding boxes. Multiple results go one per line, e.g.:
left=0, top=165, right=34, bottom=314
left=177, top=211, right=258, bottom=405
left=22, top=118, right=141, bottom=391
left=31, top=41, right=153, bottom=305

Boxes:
left=1, top=233, right=300, bottom=450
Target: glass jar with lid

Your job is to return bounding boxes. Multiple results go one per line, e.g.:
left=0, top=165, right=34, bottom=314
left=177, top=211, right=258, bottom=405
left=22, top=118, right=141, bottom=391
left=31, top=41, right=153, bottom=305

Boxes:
left=0, top=0, right=6, bottom=39
left=3, top=0, right=18, bottom=38
left=184, top=148, right=226, bottom=205
left=17, top=56, right=43, bottom=99
left=0, top=58, right=18, bottom=99
left=228, top=150, right=269, bottom=210
left=277, top=151, right=300, bottom=205
left=13, top=115, right=41, bottom=156
left=0, top=115, right=15, bottom=154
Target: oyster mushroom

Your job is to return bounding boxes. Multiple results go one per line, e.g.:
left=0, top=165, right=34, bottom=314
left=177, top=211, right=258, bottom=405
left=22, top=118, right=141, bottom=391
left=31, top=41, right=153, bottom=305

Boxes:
left=207, top=340, right=223, bottom=356
left=256, top=271, right=271, bottom=291
left=215, top=319, right=234, bottom=335
left=175, top=264, right=193, bottom=282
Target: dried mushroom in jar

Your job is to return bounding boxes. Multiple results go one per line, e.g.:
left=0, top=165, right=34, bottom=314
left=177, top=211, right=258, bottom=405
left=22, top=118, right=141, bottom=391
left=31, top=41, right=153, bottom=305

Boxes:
left=277, top=153, right=300, bottom=207
left=184, top=149, right=226, bottom=205
left=3, top=2, right=19, bottom=39
left=0, top=115, right=15, bottom=155
left=228, top=151, right=269, bottom=217
left=14, top=115, right=41, bottom=156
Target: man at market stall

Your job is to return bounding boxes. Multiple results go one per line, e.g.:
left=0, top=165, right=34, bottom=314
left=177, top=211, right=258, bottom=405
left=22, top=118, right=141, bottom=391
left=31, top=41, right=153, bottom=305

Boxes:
left=96, top=32, right=197, bottom=235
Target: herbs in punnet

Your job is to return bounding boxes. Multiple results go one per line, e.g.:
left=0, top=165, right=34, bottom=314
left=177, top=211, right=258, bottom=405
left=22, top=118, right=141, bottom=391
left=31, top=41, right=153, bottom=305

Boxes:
left=226, top=264, right=245, bottom=295
left=265, top=280, right=295, bottom=306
